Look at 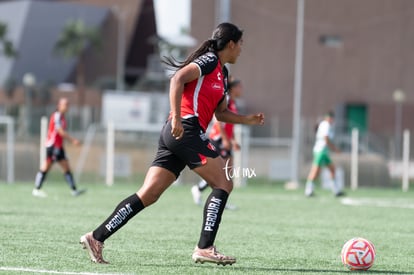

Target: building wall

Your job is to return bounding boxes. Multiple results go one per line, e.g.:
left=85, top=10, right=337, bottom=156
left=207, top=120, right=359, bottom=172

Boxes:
left=191, top=0, right=414, bottom=140
left=64, top=0, right=145, bottom=85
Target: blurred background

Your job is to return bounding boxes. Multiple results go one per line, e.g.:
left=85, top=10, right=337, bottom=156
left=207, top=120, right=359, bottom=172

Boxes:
left=0, top=0, right=412, bottom=189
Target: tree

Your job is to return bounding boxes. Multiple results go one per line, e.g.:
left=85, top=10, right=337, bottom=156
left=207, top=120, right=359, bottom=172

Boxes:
left=1, top=22, right=17, bottom=100
left=0, top=21, right=17, bottom=57
left=54, top=19, right=101, bottom=107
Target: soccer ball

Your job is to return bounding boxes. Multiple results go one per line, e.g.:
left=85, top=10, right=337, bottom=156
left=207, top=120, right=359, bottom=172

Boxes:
left=341, top=237, right=376, bottom=271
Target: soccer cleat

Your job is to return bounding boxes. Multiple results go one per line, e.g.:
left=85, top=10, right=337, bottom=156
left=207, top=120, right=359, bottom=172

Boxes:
left=305, top=188, right=314, bottom=197
left=191, top=185, right=202, bottom=205
left=335, top=191, right=346, bottom=197
left=32, top=189, right=47, bottom=198
left=72, top=189, right=87, bottom=197
left=305, top=190, right=315, bottom=198
left=80, top=232, right=109, bottom=264
left=192, top=246, right=236, bottom=266
left=305, top=181, right=314, bottom=197
left=305, top=192, right=314, bottom=197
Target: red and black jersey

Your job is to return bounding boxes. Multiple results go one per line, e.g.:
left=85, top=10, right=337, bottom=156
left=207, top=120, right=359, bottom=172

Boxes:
left=45, top=111, right=66, bottom=148
left=209, top=97, right=238, bottom=141
left=173, top=52, right=228, bottom=131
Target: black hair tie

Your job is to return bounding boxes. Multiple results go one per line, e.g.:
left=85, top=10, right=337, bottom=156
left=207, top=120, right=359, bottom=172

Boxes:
left=208, top=39, right=217, bottom=50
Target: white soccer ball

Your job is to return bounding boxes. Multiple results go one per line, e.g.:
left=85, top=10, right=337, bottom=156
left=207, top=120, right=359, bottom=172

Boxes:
left=341, top=237, right=376, bottom=271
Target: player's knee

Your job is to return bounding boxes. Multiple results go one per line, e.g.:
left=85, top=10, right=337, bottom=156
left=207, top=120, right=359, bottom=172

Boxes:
left=137, top=190, right=161, bottom=207
left=227, top=180, right=234, bottom=193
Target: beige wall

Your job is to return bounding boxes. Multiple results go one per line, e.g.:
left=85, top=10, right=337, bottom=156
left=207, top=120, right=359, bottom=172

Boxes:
left=191, top=0, right=414, bottom=139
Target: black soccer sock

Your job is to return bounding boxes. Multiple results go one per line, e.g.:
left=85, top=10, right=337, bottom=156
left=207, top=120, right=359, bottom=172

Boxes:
left=198, top=179, right=209, bottom=192
left=64, top=171, right=76, bottom=191
left=34, top=171, right=47, bottom=189
left=92, top=194, right=145, bottom=242
left=197, top=188, right=229, bottom=249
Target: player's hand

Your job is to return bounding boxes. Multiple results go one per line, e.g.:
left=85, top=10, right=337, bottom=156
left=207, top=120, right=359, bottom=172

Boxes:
left=222, top=138, right=231, bottom=150
left=233, top=142, right=241, bottom=151
left=72, top=138, right=81, bottom=146
left=246, top=113, right=265, bottom=125
left=171, top=116, right=184, bottom=140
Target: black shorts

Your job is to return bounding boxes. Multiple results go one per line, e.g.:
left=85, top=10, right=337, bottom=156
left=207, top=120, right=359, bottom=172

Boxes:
left=46, top=146, right=67, bottom=162
left=210, top=138, right=232, bottom=159
left=151, top=117, right=219, bottom=178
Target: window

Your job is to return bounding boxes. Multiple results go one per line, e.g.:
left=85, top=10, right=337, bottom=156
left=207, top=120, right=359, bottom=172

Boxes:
left=319, top=35, right=343, bottom=48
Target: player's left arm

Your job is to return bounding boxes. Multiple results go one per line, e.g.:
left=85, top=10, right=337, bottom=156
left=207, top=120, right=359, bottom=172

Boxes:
left=53, top=113, right=80, bottom=145
left=325, top=136, right=340, bottom=153
left=216, top=120, right=231, bottom=149
left=57, top=127, right=80, bottom=146
left=231, top=137, right=241, bottom=151
left=324, top=123, right=340, bottom=153
left=214, top=99, right=264, bottom=126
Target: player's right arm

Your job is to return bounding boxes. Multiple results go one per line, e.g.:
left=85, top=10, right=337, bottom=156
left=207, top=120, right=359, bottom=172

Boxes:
left=169, top=63, right=200, bottom=139
left=169, top=53, right=218, bottom=139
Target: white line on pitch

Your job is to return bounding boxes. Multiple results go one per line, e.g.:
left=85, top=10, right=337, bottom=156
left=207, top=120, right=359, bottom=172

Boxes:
left=341, top=197, right=414, bottom=209
left=0, top=266, right=131, bottom=275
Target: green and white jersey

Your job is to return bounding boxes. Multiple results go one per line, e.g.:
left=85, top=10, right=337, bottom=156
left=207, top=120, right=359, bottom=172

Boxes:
left=313, top=120, right=333, bottom=153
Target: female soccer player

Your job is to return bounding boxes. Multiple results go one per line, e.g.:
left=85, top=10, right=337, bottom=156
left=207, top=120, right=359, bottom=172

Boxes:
left=191, top=77, right=242, bottom=208
left=32, top=97, right=85, bottom=197
left=80, top=22, right=265, bottom=265
left=305, top=111, right=344, bottom=197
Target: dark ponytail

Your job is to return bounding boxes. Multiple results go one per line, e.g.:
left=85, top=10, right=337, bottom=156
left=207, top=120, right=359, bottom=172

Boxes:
left=163, top=22, right=243, bottom=70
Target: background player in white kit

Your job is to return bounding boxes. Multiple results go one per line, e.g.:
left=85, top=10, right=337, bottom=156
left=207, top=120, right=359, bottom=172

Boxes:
left=305, top=111, right=344, bottom=197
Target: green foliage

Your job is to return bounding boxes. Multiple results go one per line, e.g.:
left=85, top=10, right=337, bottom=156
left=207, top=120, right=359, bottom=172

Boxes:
left=0, top=182, right=413, bottom=274
left=3, top=77, right=17, bottom=98
left=0, top=21, right=17, bottom=57
left=93, top=76, right=117, bottom=90
left=54, top=19, right=101, bottom=59
left=35, top=80, right=55, bottom=104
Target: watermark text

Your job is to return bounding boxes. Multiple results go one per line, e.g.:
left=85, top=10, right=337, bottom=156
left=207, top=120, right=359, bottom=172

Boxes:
left=223, top=159, right=256, bottom=180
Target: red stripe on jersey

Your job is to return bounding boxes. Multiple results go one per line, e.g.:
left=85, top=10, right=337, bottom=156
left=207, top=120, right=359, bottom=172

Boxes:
left=198, top=153, right=208, bottom=165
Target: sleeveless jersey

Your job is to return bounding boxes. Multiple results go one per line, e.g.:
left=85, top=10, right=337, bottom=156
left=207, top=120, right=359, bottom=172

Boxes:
left=46, top=111, right=66, bottom=148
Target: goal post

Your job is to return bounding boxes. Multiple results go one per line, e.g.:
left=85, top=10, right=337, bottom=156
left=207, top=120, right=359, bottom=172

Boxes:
left=106, top=121, right=115, bottom=186
left=76, top=91, right=252, bottom=186
left=70, top=90, right=165, bottom=184
left=39, top=116, right=48, bottom=168
left=402, top=129, right=410, bottom=192
left=0, top=116, right=15, bottom=183
left=350, top=128, right=359, bottom=190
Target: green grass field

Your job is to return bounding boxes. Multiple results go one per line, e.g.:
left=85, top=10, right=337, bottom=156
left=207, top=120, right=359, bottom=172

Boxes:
left=1, top=179, right=413, bottom=275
